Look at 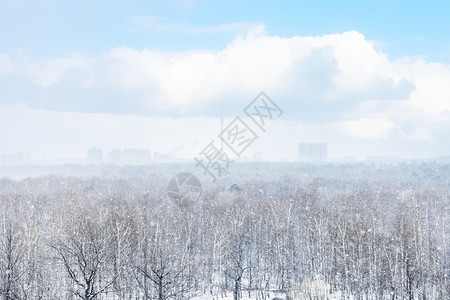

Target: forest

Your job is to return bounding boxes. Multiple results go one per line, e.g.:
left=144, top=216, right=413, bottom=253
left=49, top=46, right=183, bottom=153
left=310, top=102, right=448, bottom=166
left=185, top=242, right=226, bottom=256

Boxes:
left=0, top=162, right=449, bottom=300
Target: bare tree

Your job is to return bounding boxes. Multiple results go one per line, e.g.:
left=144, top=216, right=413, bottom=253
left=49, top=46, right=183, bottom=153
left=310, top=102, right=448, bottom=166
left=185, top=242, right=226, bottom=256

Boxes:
left=51, top=210, right=117, bottom=300
left=134, top=210, right=195, bottom=300
left=221, top=202, right=251, bottom=300
left=0, top=220, right=24, bottom=300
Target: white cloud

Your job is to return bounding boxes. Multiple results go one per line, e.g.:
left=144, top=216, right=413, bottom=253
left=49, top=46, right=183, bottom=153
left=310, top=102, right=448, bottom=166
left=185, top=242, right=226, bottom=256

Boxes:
left=401, top=127, right=433, bottom=142
left=1, top=28, right=450, bottom=157
left=403, top=60, right=450, bottom=115
left=0, top=53, right=13, bottom=76
left=30, top=55, right=93, bottom=87
left=340, top=118, right=394, bottom=139
left=0, top=104, right=218, bottom=159
left=0, top=29, right=418, bottom=115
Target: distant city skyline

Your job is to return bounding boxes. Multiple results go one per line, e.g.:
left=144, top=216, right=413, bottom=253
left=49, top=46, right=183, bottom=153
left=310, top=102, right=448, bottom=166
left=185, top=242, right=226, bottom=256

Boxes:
left=1, top=145, right=447, bottom=167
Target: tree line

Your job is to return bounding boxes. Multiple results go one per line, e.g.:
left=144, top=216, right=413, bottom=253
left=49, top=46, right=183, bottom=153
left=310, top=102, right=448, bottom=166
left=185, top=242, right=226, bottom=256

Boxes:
left=0, top=163, right=449, bottom=299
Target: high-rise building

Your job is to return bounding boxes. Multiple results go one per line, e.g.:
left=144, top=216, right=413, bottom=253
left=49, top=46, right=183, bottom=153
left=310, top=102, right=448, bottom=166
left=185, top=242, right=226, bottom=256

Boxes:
left=298, top=143, right=327, bottom=162
left=0, top=153, right=31, bottom=166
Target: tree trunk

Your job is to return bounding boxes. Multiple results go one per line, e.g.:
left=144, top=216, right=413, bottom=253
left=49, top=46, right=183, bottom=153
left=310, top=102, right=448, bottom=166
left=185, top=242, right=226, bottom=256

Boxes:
left=233, top=277, right=241, bottom=300
left=159, top=276, right=164, bottom=300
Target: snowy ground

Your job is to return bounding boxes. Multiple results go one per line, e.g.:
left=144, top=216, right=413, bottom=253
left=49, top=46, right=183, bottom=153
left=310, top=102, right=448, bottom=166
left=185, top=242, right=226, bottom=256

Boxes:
left=190, top=290, right=345, bottom=300
left=191, top=292, right=287, bottom=300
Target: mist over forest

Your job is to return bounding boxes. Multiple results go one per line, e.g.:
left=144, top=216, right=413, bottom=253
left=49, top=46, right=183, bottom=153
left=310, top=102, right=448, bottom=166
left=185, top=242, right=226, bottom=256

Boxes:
left=0, top=162, right=448, bottom=299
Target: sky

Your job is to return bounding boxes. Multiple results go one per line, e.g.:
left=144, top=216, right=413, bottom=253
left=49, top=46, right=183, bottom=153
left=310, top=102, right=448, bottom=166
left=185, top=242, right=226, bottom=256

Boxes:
left=1, top=0, right=450, bottom=162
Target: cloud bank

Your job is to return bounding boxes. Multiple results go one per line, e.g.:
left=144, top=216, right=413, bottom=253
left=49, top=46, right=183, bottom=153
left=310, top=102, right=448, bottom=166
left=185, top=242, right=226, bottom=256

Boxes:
left=1, top=29, right=417, bottom=116
left=1, top=27, right=449, bottom=158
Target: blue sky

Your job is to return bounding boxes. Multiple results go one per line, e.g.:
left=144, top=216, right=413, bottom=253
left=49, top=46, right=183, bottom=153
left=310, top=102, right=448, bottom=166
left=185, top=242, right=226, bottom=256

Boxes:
left=2, top=0, right=449, bottom=61
left=1, top=0, right=450, bottom=162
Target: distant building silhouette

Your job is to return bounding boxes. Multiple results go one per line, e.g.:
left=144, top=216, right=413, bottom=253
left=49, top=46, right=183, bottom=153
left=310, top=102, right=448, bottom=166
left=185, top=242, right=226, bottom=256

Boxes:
left=0, top=152, right=31, bottom=166
left=298, top=143, right=327, bottom=162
